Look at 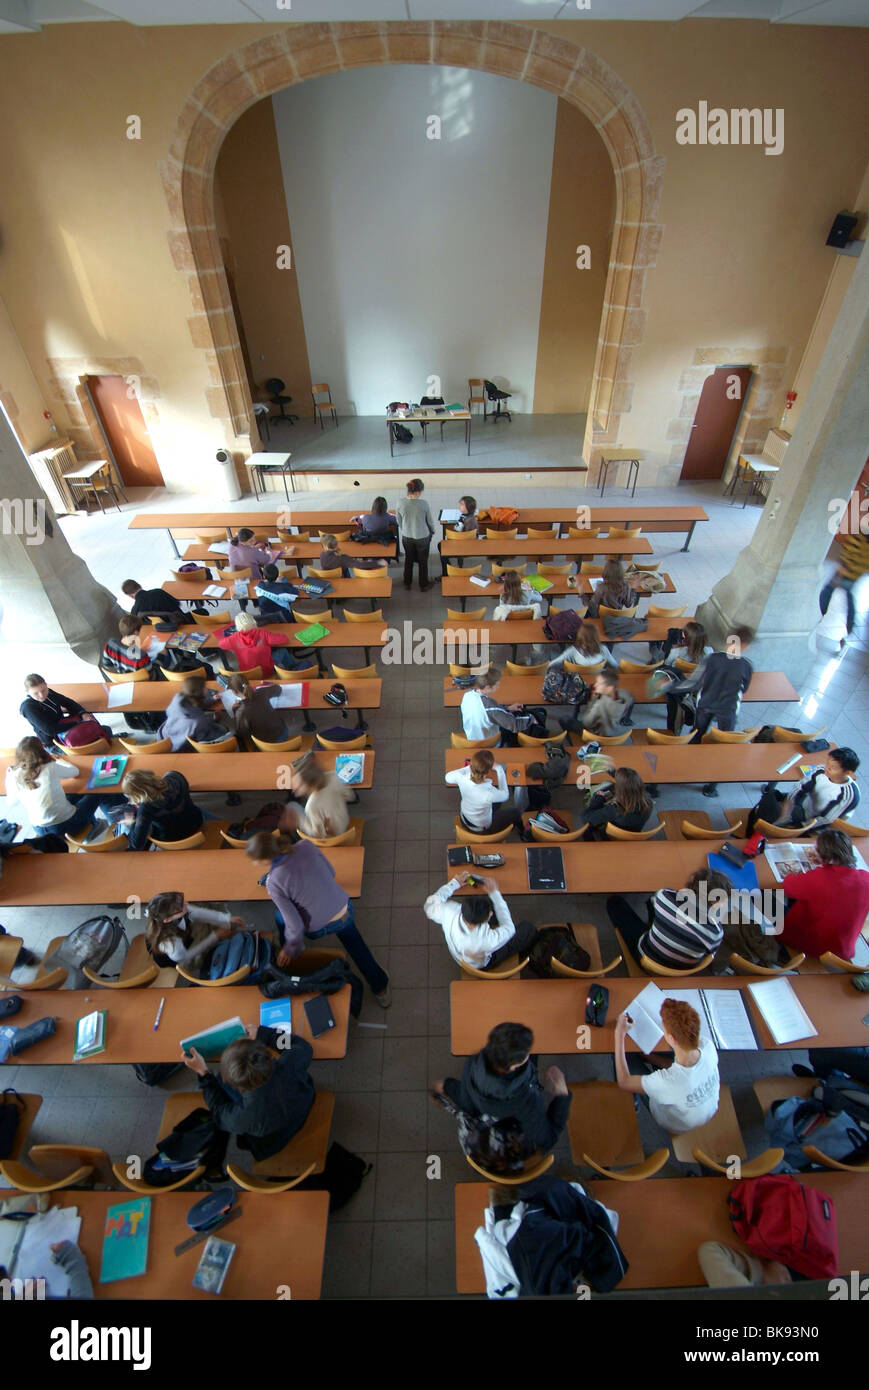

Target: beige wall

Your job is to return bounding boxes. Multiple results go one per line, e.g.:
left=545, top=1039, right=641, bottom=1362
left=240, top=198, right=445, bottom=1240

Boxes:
left=214, top=97, right=314, bottom=419
left=533, top=98, right=614, bottom=413
left=0, top=19, right=866, bottom=490
left=0, top=291, right=53, bottom=455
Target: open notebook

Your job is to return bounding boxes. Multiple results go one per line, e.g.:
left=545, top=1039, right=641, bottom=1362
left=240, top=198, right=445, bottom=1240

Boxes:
left=626, top=980, right=758, bottom=1053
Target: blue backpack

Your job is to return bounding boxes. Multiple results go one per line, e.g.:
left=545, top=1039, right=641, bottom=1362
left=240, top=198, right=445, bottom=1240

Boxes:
left=766, top=1076, right=869, bottom=1171
left=207, top=931, right=272, bottom=985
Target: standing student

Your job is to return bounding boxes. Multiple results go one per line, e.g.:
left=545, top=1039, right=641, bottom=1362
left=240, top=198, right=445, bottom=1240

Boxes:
left=614, top=998, right=720, bottom=1135
left=746, top=747, right=860, bottom=835
left=4, top=737, right=122, bottom=839
left=578, top=767, right=653, bottom=841
left=120, top=769, right=204, bottom=851
left=144, top=890, right=245, bottom=968
left=560, top=670, right=631, bottom=739
left=158, top=675, right=232, bottom=752
left=445, top=749, right=529, bottom=838
left=225, top=674, right=290, bottom=745
left=815, top=532, right=869, bottom=649
left=433, top=1021, right=571, bottom=1153
left=395, top=478, right=436, bottom=591
left=656, top=621, right=714, bottom=733
left=687, top=627, right=754, bottom=743
left=245, top=831, right=390, bottom=1004
left=606, top=867, right=732, bottom=970
left=424, top=873, right=537, bottom=971
left=182, top=1022, right=315, bottom=1162
left=19, top=675, right=87, bottom=749
left=460, top=667, right=548, bottom=745
left=281, top=754, right=353, bottom=840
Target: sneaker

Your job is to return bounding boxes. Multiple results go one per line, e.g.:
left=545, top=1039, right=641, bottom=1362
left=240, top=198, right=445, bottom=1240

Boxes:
left=375, top=984, right=392, bottom=1008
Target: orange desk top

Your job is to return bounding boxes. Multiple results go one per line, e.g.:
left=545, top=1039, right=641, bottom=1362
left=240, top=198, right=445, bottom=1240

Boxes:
left=130, top=505, right=707, bottom=531
left=0, top=749, right=375, bottom=792
left=441, top=537, right=653, bottom=558
left=442, top=616, right=678, bottom=646
left=441, top=572, right=676, bottom=599
left=141, top=621, right=387, bottom=650
left=52, top=678, right=381, bottom=713
left=163, top=575, right=392, bottom=601
left=443, top=671, right=798, bottom=705
left=443, top=744, right=824, bottom=785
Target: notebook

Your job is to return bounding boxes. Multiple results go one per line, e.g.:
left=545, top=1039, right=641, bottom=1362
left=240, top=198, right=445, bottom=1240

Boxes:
left=707, top=851, right=761, bottom=894
left=748, top=978, right=818, bottom=1046
left=440, top=509, right=462, bottom=522
left=626, top=983, right=758, bottom=1053
left=526, top=575, right=553, bottom=593
left=335, top=753, right=365, bottom=784
left=295, top=623, right=330, bottom=645
left=85, top=755, right=128, bottom=788
left=526, top=845, right=566, bottom=891
left=269, top=682, right=309, bottom=708
left=193, top=1236, right=236, bottom=1294
left=181, top=1016, right=246, bottom=1061
left=260, top=996, right=292, bottom=1036
left=469, top=575, right=491, bottom=587
left=99, top=1198, right=151, bottom=1284
left=105, top=682, right=135, bottom=709
left=73, top=1009, right=107, bottom=1060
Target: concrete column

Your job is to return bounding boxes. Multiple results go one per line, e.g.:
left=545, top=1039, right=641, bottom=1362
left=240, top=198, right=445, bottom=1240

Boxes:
left=0, top=409, right=121, bottom=666
left=696, top=243, right=869, bottom=685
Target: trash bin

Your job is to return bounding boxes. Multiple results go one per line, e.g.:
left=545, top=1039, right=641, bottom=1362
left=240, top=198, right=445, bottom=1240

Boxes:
left=216, top=449, right=241, bottom=502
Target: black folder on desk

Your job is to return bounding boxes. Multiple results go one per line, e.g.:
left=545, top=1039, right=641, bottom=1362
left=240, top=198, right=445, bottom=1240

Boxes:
left=526, top=846, right=566, bottom=891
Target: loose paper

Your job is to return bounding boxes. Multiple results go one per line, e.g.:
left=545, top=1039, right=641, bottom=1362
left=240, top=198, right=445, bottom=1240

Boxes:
left=14, top=1206, right=82, bottom=1298
left=202, top=584, right=226, bottom=598
left=106, top=683, right=135, bottom=708
left=748, top=978, right=818, bottom=1046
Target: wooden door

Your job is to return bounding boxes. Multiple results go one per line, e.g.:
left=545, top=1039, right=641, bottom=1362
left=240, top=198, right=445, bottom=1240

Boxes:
left=679, top=366, right=752, bottom=482
left=86, top=375, right=164, bottom=487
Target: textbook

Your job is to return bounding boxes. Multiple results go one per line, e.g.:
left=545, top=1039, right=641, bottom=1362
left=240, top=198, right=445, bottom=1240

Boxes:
left=202, top=584, right=226, bottom=598
left=99, top=1198, right=151, bottom=1284
left=295, top=623, right=330, bottom=646
left=748, top=978, right=818, bottom=1046
left=762, top=841, right=868, bottom=882
left=73, top=1009, right=107, bottom=1061
left=626, top=982, right=758, bottom=1053
left=193, top=1236, right=236, bottom=1294
left=526, top=575, right=553, bottom=593
left=181, top=1016, right=246, bottom=1062
left=469, top=575, right=491, bottom=587
left=335, top=753, right=365, bottom=784
left=86, top=755, right=128, bottom=789
left=260, top=996, right=292, bottom=1036
left=440, top=509, right=462, bottom=523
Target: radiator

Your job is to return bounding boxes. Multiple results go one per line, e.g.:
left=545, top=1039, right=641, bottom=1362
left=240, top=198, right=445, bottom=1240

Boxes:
left=28, top=439, right=79, bottom=514
left=761, top=428, right=790, bottom=467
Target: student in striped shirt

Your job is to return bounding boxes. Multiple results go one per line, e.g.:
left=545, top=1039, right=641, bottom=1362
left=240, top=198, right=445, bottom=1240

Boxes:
left=606, top=868, right=733, bottom=970
left=818, top=533, right=869, bottom=646
left=746, top=747, right=860, bottom=836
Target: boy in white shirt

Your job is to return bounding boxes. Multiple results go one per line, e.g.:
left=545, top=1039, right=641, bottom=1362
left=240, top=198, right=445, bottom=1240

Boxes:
left=445, top=749, right=530, bottom=839
left=424, top=873, right=538, bottom=971
left=614, top=997, right=719, bottom=1134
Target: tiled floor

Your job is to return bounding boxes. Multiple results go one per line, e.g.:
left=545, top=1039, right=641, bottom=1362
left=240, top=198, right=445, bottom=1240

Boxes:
left=1, top=472, right=867, bottom=1298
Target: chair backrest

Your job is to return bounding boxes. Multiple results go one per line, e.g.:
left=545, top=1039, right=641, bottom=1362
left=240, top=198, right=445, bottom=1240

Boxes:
left=468, top=378, right=485, bottom=399
left=55, top=737, right=110, bottom=756
left=454, top=818, right=513, bottom=844
left=163, top=665, right=206, bottom=682
left=317, top=733, right=368, bottom=750
left=448, top=606, right=485, bottom=620
left=118, top=736, right=173, bottom=754
left=673, top=658, right=697, bottom=674
left=645, top=728, right=693, bottom=745
left=0, top=1158, right=95, bottom=1193
left=112, top=1160, right=205, bottom=1194
left=771, top=725, right=827, bottom=743
left=527, top=527, right=556, bottom=539
left=188, top=735, right=239, bottom=753
left=485, top=528, right=517, bottom=540
left=581, top=1149, right=670, bottom=1181
left=701, top=727, right=759, bottom=744
left=505, top=660, right=547, bottom=676
left=460, top=956, right=529, bottom=980
left=490, top=561, right=526, bottom=577
left=682, top=817, right=741, bottom=839
left=449, top=664, right=473, bottom=677
left=570, top=529, right=602, bottom=542
left=818, top=950, right=868, bottom=973
left=71, top=832, right=131, bottom=854
left=598, top=604, right=638, bottom=618
left=753, top=816, right=818, bottom=839
left=104, top=667, right=150, bottom=685
left=640, top=951, right=714, bottom=976
left=649, top=604, right=687, bottom=618
left=504, top=608, right=534, bottom=621
left=446, top=563, right=481, bottom=577
left=297, top=821, right=361, bottom=848
left=537, top=562, right=571, bottom=576
left=175, top=961, right=252, bottom=987
left=564, top=658, right=604, bottom=676
left=517, top=728, right=566, bottom=747
left=306, top=566, right=334, bottom=579
left=275, top=663, right=319, bottom=680
left=232, top=665, right=263, bottom=682
left=450, top=731, right=499, bottom=749
left=581, top=728, right=631, bottom=746
left=217, top=566, right=252, bottom=581
left=464, top=1152, right=554, bottom=1185
left=295, top=608, right=332, bottom=624
left=619, top=659, right=662, bottom=674
left=148, top=829, right=206, bottom=851
left=608, top=525, right=642, bottom=538
left=529, top=823, right=585, bottom=843
left=311, top=383, right=332, bottom=400
left=606, top=822, right=664, bottom=841
left=343, top=607, right=383, bottom=623
left=729, top=951, right=805, bottom=976
left=191, top=610, right=231, bottom=626
left=332, top=663, right=377, bottom=679
left=226, top=1161, right=317, bottom=1193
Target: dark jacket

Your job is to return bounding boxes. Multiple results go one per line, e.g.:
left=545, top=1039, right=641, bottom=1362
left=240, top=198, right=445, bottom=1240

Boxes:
left=126, top=770, right=203, bottom=851
left=130, top=587, right=184, bottom=618
left=452, top=1050, right=571, bottom=1153
left=580, top=791, right=648, bottom=840
left=231, top=684, right=290, bottom=744
left=20, top=690, right=84, bottom=746
left=585, top=582, right=640, bottom=618
left=690, top=651, right=753, bottom=718
left=505, top=1175, right=628, bottom=1295
left=198, top=1027, right=315, bottom=1160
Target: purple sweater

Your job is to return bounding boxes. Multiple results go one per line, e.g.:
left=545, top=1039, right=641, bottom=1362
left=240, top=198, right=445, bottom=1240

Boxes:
left=265, top=840, right=349, bottom=956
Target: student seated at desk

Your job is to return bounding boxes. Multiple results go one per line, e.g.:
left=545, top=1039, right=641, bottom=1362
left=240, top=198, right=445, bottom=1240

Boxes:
left=120, top=578, right=184, bottom=619
left=281, top=752, right=352, bottom=840
left=225, top=674, right=290, bottom=745
left=20, top=674, right=88, bottom=749
left=226, top=527, right=282, bottom=579
left=731, top=827, right=869, bottom=967
left=560, top=670, right=631, bottom=740
left=546, top=623, right=618, bottom=672
left=746, top=747, right=860, bottom=835
left=433, top=1021, right=570, bottom=1152
left=445, top=749, right=529, bottom=838
left=144, top=890, right=245, bottom=968
left=615, top=999, right=720, bottom=1135
left=697, top=1241, right=791, bottom=1289
left=424, top=872, right=538, bottom=970
left=460, top=667, right=548, bottom=747
left=4, top=737, right=123, bottom=840
left=492, top=569, right=543, bottom=622
left=318, top=532, right=386, bottom=577
left=437, top=494, right=477, bottom=575
left=182, top=1022, right=315, bottom=1162
left=101, top=616, right=156, bottom=677
left=119, top=769, right=204, bottom=851
left=607, top=867, right=733, bottom=970
left=578, top=768, right=653, bottom=841
left=350, top=495, right=398, bottom=539
left=584, top=559, right=640, bottom=618
left=158, top=675, right=232, bottom=752
left=215, top=612, right=292, bottom=679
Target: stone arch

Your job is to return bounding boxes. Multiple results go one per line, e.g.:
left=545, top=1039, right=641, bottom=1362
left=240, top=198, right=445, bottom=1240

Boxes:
left=161, top=21, right=664, bottom=473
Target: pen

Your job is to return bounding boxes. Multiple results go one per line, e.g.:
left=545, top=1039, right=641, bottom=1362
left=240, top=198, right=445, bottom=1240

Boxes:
left=153, top=997, right=165, bottom=1031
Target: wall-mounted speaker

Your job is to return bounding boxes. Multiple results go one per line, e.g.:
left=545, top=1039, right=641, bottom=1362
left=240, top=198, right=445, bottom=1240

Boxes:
left=826, top=211, right=858, bottom=249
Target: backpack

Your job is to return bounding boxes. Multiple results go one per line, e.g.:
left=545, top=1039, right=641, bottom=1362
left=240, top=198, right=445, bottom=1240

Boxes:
left=258, top=958, right=364, bottom=1018
left=132, top=1062, right=184, bottom=1087
left=142, top=1107, right=226, bottom=1187
left=158, top=648, right=214, bottom=678
left=207, top=931, right=273, bottom=985
left=60, top=718, right=113, bottom=748
left=0, top=1089, right=24, bottom=1159
left=225, top=800, right=285, bottom=842
left=42, top=915, right=127, bottom=989
left=541, top=666, right=589, bottom=707
left=765, top=1073, right=869, bottom=1171
left=125, top=711, right=165, bottom=734
left=727, top=1174, right=838, bottom=1279
left=391, top=423, right=413, bottom=444
left=432, top=1090, right=529, bottom=1174
left=295, top=1142, right=373, bottom=1213
left=525, top=924, right=591, bottom=979
left=543, top=611, right=581, bottom=645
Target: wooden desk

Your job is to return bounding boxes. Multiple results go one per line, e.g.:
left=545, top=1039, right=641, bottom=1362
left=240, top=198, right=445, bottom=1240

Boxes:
left=0, top=749, right=375, bottom=792
left=52, top=680, right=382, bottom=729
left=16, top=1189, right=329, bottom=1299
left=441, top=616, right=676, bottom=658
left=441, top=537, right=653, bottom=560
left=163, top=575, right=392, bottom=609
left=387, top=408, right=471, bottom=457
left=181, top=540, right=395, bottom=564
left=455, top=1172, right=866, bottom=1293
left=443, top=671, right=798, bottom=707
left=141, top=621, right=388, bottom=672
left=0, top=847, right=363, bottom=905
left=441, top=572, right=675, bottom=611
left=443, top=744, right=824, bottom=786
left=7, top=983, right=351, bottom=1061
left=450, top=973, right=869, bottom=1055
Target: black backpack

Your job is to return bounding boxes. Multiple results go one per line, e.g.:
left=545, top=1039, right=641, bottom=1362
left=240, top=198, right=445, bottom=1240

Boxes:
left=295, top=1143, right=373, bottom=1212
left=432, top=1089, right=530, bottom=1174
left=391, top=423, right=413, bottom=444
left=142, top=1107, right=226, bottom=1187
left=132, top=1062, right=184, bottom=1087
left=526, top=924, right=591, bottom=979
left=158, top=648, right=214, bottom=678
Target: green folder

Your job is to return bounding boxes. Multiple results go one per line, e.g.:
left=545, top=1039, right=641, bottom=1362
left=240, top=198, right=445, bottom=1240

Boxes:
left=295, top=623, right=330, bottom=646
left=526, top=575, right=553, bottom=593
left=181, top=1016, right=246, bottom=1061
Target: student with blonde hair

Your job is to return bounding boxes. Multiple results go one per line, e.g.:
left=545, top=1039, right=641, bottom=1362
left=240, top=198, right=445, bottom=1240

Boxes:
left=217, top=611, right=288, bottom=677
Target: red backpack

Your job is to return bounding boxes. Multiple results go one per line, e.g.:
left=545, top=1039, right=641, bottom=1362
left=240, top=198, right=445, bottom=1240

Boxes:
left=543, top=610, right=582, bottom=645
left=60, top=718, right=113, bottom=748
left=727, top=1174, right=838, bottom=1279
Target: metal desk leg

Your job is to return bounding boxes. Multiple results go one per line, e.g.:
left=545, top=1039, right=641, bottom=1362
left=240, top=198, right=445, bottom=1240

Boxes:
left=167, top=528, right=181, bottom=558
left=363, top=645, right=371, bottom=667
left=251, top=467, right=260, bottom=501
left=629, top=459, right=639, bottom=498
left=681, top=520, right=697, bottom=553
left=467, top=417, right=471, bottom=457
left=388, top=419, right=394, bottom=458
left=355, top=707, right=368, bottom=732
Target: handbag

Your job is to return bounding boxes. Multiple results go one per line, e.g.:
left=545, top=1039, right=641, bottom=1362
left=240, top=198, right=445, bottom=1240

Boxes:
left=0, top=1088, right=24, bottom=1159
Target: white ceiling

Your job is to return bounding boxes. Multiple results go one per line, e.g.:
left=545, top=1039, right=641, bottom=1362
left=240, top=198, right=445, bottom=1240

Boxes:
left=1, top=0, right=867, bottom=35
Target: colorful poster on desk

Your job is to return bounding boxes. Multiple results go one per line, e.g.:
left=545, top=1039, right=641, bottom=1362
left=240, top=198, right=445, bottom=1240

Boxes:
left=99, top=1197, right=151, bottom=1284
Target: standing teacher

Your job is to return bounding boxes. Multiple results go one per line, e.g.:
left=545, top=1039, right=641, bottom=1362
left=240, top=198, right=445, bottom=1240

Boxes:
left=396, top=478, right=435, bottom=592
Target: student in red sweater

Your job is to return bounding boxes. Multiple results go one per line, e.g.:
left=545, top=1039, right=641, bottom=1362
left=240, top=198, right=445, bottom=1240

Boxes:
left=217, top=612, right=287, bottom=677
left=733, top=828, right=869, bottom=966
